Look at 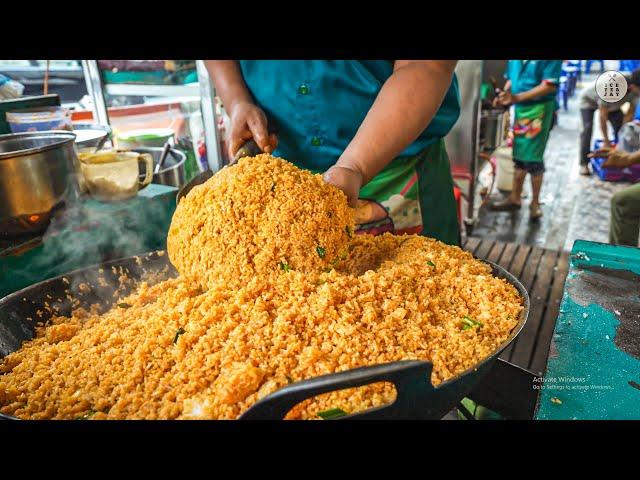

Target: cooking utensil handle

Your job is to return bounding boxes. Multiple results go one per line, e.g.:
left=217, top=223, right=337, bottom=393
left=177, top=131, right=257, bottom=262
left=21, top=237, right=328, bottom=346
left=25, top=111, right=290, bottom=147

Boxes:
left=138, top=153, right=154, bottom=189
left=176, top=170, right=214, bottom=204
left=233, top=138, right=261, bottom=162
left=155, top=142, right=172, bottom=174
left=239, top=360, right=439, bottom=420
left=93, top=134, right=109, bottom=153
left=232, top=120, right=279, bottom=163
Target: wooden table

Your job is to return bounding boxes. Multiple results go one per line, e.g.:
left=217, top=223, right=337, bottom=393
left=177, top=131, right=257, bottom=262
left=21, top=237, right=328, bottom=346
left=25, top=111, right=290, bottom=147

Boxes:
left=462, top=237, right=570, bottom=376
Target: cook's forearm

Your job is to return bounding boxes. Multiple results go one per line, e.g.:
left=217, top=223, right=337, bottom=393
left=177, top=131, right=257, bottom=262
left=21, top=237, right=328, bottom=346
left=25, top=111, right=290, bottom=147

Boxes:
left=205, top=60, right=253, bottom=114
left=514, top=83, right=556, bottom=104
left=337, top=60, right=457, bottom=184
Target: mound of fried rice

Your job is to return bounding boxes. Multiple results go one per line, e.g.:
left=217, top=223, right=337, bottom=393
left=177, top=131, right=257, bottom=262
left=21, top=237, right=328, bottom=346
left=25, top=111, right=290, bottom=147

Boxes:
left=0, top=155, right=522, bottom=420
left=168, top=154, right=354, bottom=289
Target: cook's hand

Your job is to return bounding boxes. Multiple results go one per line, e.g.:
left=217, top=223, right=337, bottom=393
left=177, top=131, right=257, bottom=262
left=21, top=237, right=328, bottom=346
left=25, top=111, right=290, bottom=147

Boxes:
left=228, top=101, right=278, bottom=160
left=323, top=165, right=363, bottom=208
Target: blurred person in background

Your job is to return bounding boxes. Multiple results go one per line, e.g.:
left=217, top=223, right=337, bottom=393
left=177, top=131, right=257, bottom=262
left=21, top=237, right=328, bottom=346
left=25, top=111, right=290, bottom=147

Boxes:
left=578, top=69, right=640, bottom=176
left=490, top=60, right=563, bottom=220
left=589, top=147, right=640, bottom=246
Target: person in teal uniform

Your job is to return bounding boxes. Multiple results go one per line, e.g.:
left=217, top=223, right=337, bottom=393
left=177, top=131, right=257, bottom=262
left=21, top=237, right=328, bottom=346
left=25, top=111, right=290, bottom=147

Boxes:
left=490, top=60, right=563, bottom=219
left=205, top=60, right=461, bottom=245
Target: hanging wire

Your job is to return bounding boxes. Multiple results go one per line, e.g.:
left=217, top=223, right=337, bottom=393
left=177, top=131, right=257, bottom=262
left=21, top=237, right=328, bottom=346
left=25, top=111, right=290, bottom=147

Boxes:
left=43, top=60, right=50, bottom=95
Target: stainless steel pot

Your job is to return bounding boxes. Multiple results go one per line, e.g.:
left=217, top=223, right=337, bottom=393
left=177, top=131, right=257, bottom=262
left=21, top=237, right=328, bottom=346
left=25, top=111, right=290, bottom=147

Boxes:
left=133, top=146, right=186, bottom=188
left=480, top=109, right=506, bottom=152
left=0, top=131, right=81, bottom=236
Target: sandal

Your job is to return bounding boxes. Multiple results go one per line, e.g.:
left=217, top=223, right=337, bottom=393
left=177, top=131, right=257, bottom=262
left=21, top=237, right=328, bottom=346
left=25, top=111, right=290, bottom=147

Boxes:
left=530, top=204, right=543, bottom=219
left=490, top=199, right=522, bottom=211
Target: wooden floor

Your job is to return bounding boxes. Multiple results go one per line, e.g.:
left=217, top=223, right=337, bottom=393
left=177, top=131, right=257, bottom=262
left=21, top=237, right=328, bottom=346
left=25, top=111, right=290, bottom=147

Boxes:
left=462, top=237, right=570, bottom=376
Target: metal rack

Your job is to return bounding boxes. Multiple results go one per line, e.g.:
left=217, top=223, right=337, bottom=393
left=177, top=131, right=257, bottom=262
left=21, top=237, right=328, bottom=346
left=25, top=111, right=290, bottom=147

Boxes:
left=81, top=60, right=223, bottom=173
left=103, top=83, right=200, bottom=97
left=444, top=60, right=483, bottom=235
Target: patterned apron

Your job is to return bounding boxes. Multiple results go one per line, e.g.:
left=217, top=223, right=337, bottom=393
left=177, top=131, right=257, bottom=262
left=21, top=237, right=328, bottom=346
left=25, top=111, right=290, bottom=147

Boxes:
left=353, top=139, right=460, bottom=246
left=512, top=99, right=556, bottom=163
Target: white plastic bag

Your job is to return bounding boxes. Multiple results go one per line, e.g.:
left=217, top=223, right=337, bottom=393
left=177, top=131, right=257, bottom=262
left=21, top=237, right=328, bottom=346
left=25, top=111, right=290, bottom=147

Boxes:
left=618, top=121, right=640, bottom=153
left=0, top=74, right=25, bottom=100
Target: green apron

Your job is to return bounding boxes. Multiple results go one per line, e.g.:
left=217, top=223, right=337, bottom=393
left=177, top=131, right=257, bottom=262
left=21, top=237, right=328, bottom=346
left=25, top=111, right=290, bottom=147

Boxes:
left=355, top=139, right=459, bottom=246
left=512, top=99, right=556, bottom=163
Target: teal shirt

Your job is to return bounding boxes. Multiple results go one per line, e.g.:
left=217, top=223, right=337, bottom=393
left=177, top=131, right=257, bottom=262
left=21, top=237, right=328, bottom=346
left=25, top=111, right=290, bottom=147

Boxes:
left=505, top=60, right=563, bottom=105
left=238, top=60, right=460, bottom=172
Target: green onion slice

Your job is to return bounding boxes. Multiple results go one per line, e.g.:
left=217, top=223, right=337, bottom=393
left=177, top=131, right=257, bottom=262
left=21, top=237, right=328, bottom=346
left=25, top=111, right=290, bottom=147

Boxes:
left=75, top=410, right=97, bottom=420
left=317, top=407, right=348, bottom=420
left=173, top=327, right=186, bottom=344
left=279, top=262, right=291, bottom=272
left=461, top=316, right=482, bottom=330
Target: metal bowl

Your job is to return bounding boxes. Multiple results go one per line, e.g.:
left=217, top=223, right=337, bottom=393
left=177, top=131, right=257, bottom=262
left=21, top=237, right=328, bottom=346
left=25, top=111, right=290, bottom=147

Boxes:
left=0, top=131, right=80, bottom=236
left=132, top=147, right=186, bottom=188
left=72, top=123, right=112, bottom=149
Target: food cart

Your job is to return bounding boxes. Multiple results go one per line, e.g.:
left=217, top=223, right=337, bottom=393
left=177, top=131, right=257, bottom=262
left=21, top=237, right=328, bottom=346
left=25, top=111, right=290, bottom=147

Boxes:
left=0, top=60, right=225, bottom=297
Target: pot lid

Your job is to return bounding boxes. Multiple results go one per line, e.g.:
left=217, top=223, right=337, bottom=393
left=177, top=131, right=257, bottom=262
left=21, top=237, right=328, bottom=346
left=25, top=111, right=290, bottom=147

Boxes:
left=0, top=131, right=76, bottom=160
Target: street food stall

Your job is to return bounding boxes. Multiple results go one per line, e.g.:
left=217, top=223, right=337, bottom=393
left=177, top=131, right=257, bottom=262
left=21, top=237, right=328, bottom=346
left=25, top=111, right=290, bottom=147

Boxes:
left=0, top=60, right=223, bottom=297
left=0, top=60, right=638, bottom=420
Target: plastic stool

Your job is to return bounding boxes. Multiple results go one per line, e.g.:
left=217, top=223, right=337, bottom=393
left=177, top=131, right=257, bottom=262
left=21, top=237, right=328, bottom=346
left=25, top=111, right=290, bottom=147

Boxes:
left=620, top=59, right=640, bottom=73
left=563, top=66, right=579, bottom=97
left=453, top=185, right=462, bottom=226
left=558, top=76, right=569, bottom=111
left=567, top=60, right=582, bottom=81
left=585, top=60, right=604, bottom=74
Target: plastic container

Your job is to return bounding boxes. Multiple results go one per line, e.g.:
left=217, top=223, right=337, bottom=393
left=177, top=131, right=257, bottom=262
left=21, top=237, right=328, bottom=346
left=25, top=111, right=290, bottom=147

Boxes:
left=116, top=128, right=175, bottom=149
left=589, top=156, right=640, bottom=182
left=494, top=146, right=515, bottom=192
left=6, top=107, right=72, bottom=133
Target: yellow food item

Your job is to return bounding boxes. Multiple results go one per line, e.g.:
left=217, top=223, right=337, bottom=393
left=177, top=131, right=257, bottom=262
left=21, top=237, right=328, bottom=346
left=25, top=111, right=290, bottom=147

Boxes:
left=0, top=234, right=521, bottom=420
left=0, top=154, right=523, bottom=420
left=167, top=154, right=354, bottom=289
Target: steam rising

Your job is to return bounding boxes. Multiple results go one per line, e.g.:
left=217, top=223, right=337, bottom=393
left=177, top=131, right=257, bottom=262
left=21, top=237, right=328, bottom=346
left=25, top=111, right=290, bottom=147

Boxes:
left=5, top=175, right=177, bottom=315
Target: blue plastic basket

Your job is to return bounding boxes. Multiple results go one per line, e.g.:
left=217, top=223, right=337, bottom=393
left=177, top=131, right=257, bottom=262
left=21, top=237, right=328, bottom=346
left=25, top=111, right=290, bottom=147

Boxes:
left=591, top=139, right=640, bottom=182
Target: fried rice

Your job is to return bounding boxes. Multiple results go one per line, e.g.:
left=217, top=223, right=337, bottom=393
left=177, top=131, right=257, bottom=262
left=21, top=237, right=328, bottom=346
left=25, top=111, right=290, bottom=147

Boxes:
left=168, top=154, right=354, bottom=290
left=0, top=155, right=522, bottom=420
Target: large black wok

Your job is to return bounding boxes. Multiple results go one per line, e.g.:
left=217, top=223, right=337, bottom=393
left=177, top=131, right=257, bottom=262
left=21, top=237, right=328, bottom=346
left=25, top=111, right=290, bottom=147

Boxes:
left=0, top=251, right=529, bottom=420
